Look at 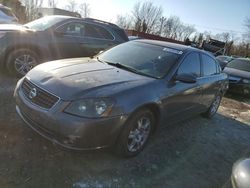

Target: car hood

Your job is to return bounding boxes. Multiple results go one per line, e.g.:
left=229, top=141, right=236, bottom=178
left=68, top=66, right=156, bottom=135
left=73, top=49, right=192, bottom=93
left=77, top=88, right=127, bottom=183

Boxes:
left=223, top=67, right=250, bottom=79
left=0, top=24, right=28, bottom=31
left=26, top=58, right=153, bottom=100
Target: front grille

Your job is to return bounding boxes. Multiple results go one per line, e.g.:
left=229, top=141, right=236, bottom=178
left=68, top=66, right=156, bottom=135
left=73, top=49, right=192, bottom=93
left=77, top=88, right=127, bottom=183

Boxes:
left=21, top=79, right=59, bottom=109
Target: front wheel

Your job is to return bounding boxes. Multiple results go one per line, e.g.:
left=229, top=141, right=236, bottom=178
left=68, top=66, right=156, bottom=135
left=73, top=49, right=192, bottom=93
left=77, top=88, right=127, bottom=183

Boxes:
left=6, top=49, right=39, bottom=77
left=115, top=109, right=155, bottom=157
left=203, top=94, right=222, bottom=118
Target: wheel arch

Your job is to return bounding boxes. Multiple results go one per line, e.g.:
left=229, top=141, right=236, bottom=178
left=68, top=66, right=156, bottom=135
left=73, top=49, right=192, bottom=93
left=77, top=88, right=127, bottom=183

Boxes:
left=4, top=44, right=49, bottom=67
left=126, top=102, right=161, bottom=132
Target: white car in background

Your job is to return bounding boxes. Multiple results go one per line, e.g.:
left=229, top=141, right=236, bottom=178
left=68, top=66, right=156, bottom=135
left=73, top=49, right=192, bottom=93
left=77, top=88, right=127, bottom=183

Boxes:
left=0, top=4, right=18, bottom=24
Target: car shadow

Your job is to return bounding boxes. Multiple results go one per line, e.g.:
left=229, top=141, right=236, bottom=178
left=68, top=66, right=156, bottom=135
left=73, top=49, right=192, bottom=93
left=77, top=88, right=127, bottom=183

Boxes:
left=2, top=111, right=249, bottom=188
left=225, top=92, right=250, bottom=105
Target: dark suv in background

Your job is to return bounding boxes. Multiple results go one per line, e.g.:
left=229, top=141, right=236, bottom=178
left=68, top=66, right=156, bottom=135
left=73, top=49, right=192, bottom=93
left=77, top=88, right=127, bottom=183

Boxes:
left=0, top=15, right=128, bottom=76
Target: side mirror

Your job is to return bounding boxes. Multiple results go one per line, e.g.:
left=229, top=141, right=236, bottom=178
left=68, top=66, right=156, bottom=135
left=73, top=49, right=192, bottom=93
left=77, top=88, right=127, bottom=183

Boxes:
left=175, top=73, right=197, bottom=83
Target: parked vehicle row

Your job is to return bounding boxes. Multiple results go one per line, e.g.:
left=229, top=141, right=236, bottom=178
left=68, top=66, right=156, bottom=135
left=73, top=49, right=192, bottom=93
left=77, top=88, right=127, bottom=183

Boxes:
left=223, top=58, right=250, bottom=97
left=216, top=55, right=235, bottom=69
left=0, top=15, right=128, bottom=76
left=14, top=40, right=228, bottom=157
left=0, top=4, right=18, bottom=24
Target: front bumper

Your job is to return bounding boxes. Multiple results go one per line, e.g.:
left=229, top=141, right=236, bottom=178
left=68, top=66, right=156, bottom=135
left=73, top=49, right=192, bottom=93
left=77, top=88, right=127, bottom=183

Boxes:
left=14, top=84, right=128, bottom=150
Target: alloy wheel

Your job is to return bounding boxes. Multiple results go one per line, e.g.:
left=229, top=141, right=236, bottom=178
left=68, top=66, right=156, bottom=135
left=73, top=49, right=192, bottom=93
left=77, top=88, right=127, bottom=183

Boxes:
left=210, top=95, right=221, bottom=115
left=14, top=54, right=37, bottom=75
left=127, top=116, right=151, bottom=152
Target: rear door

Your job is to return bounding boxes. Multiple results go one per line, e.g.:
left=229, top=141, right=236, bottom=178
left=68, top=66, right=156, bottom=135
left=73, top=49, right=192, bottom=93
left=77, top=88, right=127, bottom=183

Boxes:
left=52, top=21, right=84, bottom=58
left=199, top=54, right=223, bottom=109
left=79, top=22, right=117, bottom=56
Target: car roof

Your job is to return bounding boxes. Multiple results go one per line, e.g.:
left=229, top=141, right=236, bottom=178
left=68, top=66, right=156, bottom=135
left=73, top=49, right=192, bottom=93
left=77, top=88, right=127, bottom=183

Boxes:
left=134, top=39, right=212, bottom=55
left=43, top=15, right=121, bottom=29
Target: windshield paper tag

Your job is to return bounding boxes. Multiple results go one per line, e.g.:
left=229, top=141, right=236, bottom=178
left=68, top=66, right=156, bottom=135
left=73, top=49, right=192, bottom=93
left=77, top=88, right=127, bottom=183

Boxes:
left=163, top=48, right=183, bottom=54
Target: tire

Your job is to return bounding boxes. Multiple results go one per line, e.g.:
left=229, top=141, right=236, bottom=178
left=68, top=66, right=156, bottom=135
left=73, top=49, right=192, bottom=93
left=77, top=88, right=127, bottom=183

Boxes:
left=115, top=108, right=155, bottom=157
left=6, top=49, right=39, bottom=77
left=203, top=94, right=222, bottom=118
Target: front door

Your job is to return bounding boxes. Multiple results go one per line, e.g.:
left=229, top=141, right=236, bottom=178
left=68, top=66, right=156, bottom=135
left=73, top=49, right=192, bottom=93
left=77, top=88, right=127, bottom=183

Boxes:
left=161, top=52, right=203, bottom=121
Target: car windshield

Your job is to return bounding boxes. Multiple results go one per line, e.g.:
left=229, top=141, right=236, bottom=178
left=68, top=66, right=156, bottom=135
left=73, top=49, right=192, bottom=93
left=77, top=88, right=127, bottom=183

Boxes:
left=24, top=16, right=65, bottom=31
left=98, top=41, right=181, bottom=78
left=227, top=59, right=250, bottom=72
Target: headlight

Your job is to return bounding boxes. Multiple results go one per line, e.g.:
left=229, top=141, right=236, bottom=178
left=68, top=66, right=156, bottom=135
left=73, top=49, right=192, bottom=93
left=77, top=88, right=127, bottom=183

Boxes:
left=64, top=98, right=115, bottom=118
left=242, top=79, right=250, bottom=84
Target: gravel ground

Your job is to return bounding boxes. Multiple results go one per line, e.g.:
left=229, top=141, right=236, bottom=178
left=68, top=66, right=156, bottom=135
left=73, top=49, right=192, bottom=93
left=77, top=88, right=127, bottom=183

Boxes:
left=0, top=73, right=250, bottom=188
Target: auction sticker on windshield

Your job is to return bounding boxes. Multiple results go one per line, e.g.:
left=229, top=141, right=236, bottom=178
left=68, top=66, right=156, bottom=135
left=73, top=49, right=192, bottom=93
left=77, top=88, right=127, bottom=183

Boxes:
left=163, top=48, right=183, bottom=54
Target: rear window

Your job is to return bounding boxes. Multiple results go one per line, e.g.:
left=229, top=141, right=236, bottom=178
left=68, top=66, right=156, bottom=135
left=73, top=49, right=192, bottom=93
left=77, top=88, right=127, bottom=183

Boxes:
left=113, top=28, right=129, bottom=41
left=227, top=59, right=250, bottom=72
left=84, top=23, right=114, bottom=40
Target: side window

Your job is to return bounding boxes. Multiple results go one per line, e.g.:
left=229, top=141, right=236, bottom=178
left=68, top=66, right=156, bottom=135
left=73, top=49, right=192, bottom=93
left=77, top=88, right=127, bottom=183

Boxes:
left=58, top=22, right=85, bottom=36
left=202, top=54, right=218, bottom=76
left=84, top=23, right=114, bottom=40
left=177, top=53, right=201, bottom=77
left=95, top=26, right=114, bottom=40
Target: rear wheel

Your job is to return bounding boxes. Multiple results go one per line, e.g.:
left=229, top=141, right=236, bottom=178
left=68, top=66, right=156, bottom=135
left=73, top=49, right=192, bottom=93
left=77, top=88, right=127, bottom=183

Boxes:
left=6, top=49, right=39, bottom=77
left=115, top=109, right=155, bottom=157
left=203, top=94, right=222, bottom=118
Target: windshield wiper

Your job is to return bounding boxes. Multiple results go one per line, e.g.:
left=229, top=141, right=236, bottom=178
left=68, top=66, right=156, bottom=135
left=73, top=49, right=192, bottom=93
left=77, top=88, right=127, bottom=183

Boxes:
left=96, top=57, right=156, bottom=78
left=104, top=61, right=139, bottom=74
left=97, top=57, right=137, bottom=72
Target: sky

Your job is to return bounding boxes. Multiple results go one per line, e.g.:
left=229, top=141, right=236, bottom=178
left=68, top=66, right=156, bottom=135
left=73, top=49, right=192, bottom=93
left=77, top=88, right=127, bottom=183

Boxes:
left=47, top=0, right=250, bottom=37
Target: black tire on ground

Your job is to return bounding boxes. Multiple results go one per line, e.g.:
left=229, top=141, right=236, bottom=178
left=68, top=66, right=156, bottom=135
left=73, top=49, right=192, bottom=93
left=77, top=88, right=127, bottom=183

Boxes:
left=203, top=93, right=222, bottom=119
left=115, top=108, right=156, bottom=158
left=6, top=49, right=39, bottom=77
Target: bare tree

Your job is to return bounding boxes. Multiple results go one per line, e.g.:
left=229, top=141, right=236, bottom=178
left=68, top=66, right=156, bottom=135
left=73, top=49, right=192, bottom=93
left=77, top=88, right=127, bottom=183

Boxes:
left=245, top=17, right=250, bottom=31
left=203, top=31, right=212, bottom=41
left=157, top=17, right=166, bottom=35
left=116, top=14, right=132, bottom=29
left=79, top=2, right=91, bottom=18
left=131, top=1, right=163, bottom=33
left=48, top=0, right=57, bottom=8
left=181, top=25, right=196, bottom=41
left=162, top=16, right=181, bottom=39
left=20, top=0, right=43, bottom=21
left=243, top=17, right=250, bottom=43
left=214, top=32, right=231, bottom=43
left=65, top=0, right=77, bottom=12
